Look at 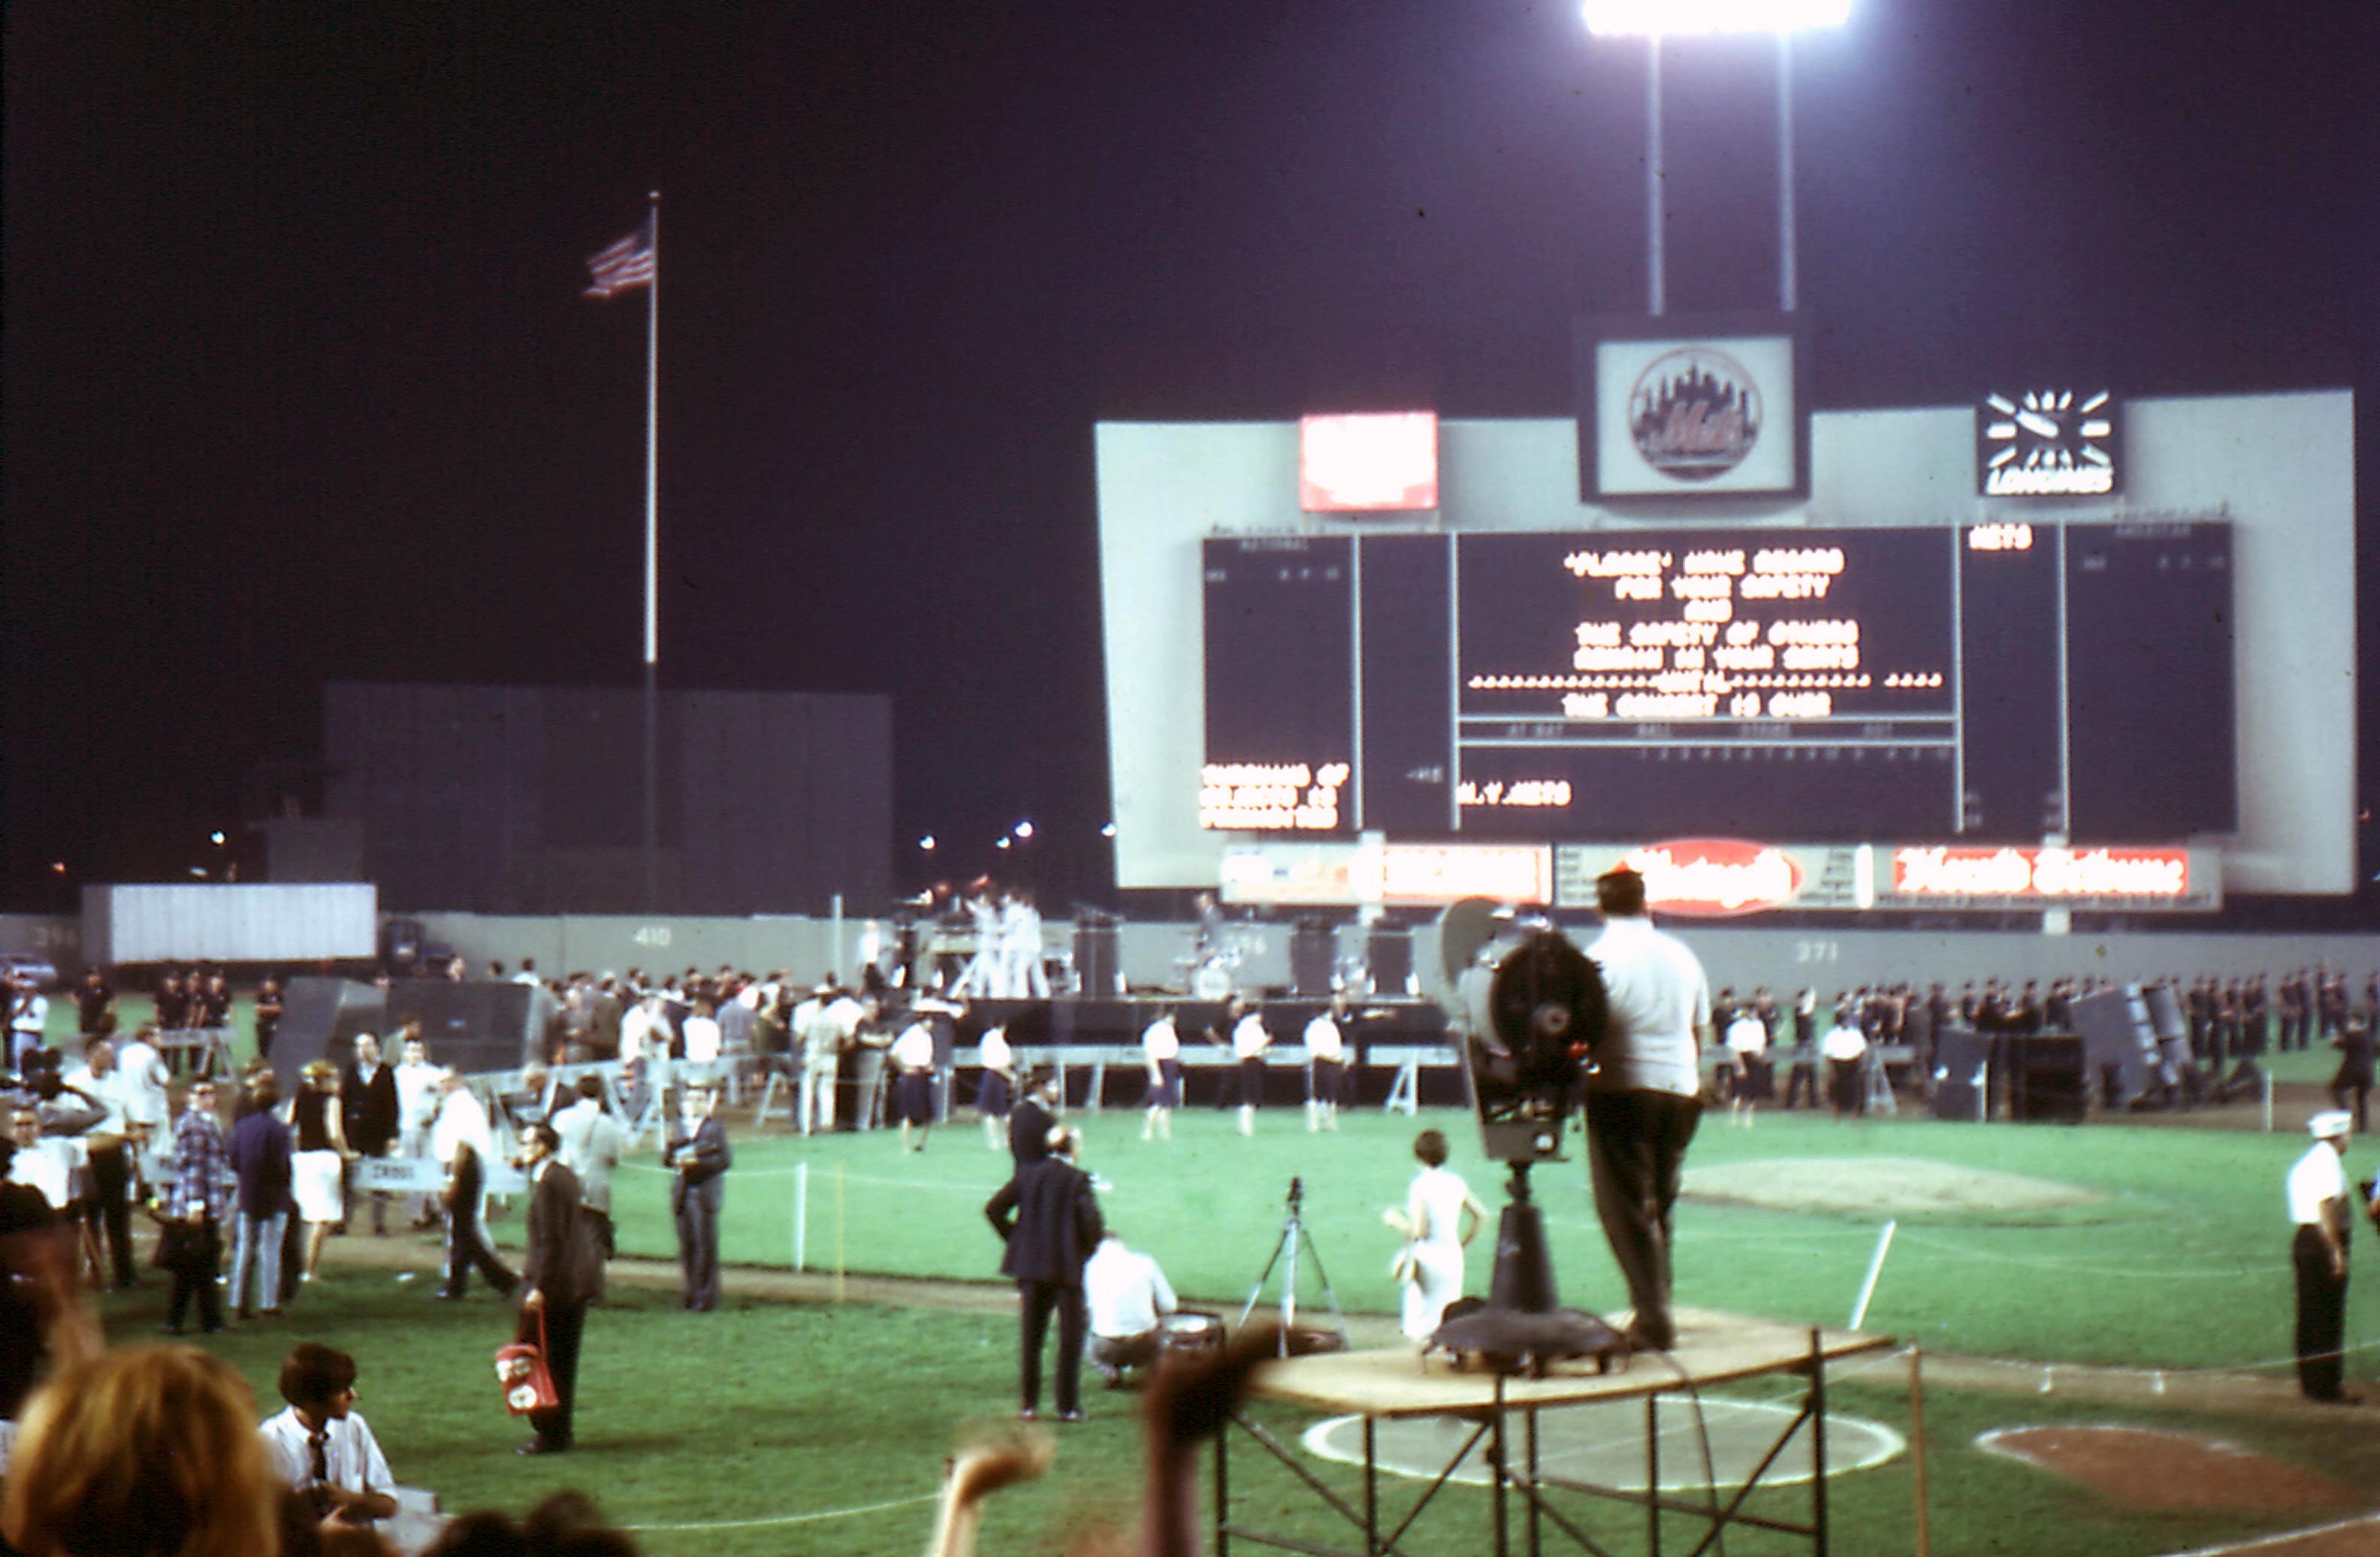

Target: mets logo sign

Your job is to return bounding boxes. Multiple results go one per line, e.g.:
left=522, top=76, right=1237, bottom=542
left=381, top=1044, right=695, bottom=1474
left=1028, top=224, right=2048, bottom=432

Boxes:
left=1628, top=347, right=1762, bottom=482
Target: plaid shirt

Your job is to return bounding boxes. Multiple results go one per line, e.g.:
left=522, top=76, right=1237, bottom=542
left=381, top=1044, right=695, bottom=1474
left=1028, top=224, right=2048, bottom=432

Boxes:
left=167, top=1108, right=230, bottom=1222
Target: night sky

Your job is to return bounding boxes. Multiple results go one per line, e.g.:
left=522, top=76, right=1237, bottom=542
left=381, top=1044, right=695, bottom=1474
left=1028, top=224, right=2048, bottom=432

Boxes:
left=5, top=2, right=2375, bottom=918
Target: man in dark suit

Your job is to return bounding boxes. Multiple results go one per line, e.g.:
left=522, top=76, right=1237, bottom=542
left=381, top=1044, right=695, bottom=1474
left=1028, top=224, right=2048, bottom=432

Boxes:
left=515, top=1120, right=600, bottom=1455
left=340, top=1033, right=402, bottom=1235
left=984, top=1125, right=1104, bottom=1422
left=662, top=1084, right=731, bottom=1312
left=1007, top=1069, right=1059, bottom=1166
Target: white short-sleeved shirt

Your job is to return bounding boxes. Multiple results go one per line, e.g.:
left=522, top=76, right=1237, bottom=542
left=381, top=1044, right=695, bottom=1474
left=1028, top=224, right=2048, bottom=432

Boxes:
left=1140, top=1018, right=1178, bottom=1064
left=61, top=1066, right=131, bottom=1136
left=1821, top=1023, right=1868, bottom=1063
left=890, top=1022, right=935, bottom=1072
left=1232, top=1014, right=1270, bottom=1060
left=2288, top=1141, right=2348, bottom=1225
left=1084, top=1240, right=1177, bottom=1338
left=259, top=1406, right=394, bottom=1504
left=681, top=1014, right=722, bottom=1063
left=1304, top=1014, right=1345, bottom=1063
left=979, top=1026, right=1012, bottom=1074
left=1726, top=1013, right=1769, bottom=1057
left=394, top=1062, right=442, bottom=1137
left=1584, top=916, right=1710, bottom=1097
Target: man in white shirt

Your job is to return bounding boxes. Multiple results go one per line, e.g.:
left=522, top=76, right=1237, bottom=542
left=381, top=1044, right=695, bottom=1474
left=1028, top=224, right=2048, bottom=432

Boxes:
left=1726, top=1008, right=1770, bottom=1128
left=431, top=1071, right=515, bottom=1301
left=1821, top=1017, right=1869, bottom=1120
left=7, top=980, right=48, bottom=1072
left=6, top=1104, right=74, bottom=1211
left=61, top=1037, right=140, bottom=1290
left=1083, top=1232, right=1178, bottom=1387
left=552, top=1074, right=627, bottom=1262
left=1140, top=1011, right=1179, bottom=1143
left=1230, top=1001, right=1271, bottom=1138
left=802, top=986, right=860, bottom=1135
left=1581, top=867, right=1711, bottom=1353
left=1303, top=996, right=1348, bottom=1133
left=392, top=1033, right=443, bottom=1229
left=889, top=1013, right=938, bottom=1153
left=977, top=1022, right=1015, bottom=1150
left=2288, top=1111, right=2362, bottom=1403
left=258, top=1343, right=397, bottom=1526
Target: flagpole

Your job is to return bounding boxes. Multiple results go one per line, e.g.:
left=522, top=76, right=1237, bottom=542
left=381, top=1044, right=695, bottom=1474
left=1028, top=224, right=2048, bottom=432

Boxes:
left=642, top=189, right=660, bottom=911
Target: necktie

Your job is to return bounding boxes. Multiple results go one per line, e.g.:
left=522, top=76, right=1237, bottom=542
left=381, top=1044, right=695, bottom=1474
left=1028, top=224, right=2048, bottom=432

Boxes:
left=309, top=1428, right=329, bottom=1487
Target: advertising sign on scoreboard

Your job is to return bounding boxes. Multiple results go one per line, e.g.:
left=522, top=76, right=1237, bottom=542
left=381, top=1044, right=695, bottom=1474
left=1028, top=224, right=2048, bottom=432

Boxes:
left=1300, top=412, right=1439, bottom=512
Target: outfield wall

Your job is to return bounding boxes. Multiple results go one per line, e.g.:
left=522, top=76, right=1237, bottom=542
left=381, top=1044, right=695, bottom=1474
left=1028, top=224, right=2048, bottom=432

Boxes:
left=5, top=909, right=2367, bottom=1003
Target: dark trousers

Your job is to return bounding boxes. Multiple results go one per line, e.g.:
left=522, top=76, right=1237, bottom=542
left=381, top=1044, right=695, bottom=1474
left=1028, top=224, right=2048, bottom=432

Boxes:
left=1582, top=1090, right=1702, bottom=1350
left=83, top=1144, right=136, bottom=1288
left=675, top=1193, right=720, bottom=1311
left=1018, top=1280, right=1086, bottom=1416
left=2293, top=1226, right=2348, bottom=1400
left=1829, top=1059, right=1865, bottom=1117
left=1235, top=1057, right=1265, bottom=1108
left=343, top=1149, right=391, bottom=1234
left=1308, top=1059, right=1343, bottom=1105
left=1783, top=1058, right=1819, bottom=1109
left=522, top=1299, right=587, bottom=1449
left=165, top=1215, right=222, bottom=1332
left=2334, top=1079, right=2373, bottom=1135
left=445, top=1205, right=515, bottom=1298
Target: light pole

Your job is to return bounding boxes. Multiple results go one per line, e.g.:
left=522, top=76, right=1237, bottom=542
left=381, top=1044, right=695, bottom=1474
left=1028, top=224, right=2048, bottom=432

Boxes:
left=1581, top=0, right=1850, bottom=316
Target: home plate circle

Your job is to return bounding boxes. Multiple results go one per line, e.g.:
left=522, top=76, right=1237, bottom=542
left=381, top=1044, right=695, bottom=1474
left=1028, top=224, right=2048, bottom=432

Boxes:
left=1301, top=1398, right=1903, bottom=1492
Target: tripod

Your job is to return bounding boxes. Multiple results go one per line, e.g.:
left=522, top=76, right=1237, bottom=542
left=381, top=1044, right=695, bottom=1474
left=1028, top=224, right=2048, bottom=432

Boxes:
left=1237, top=1178, right=1348, bottom=1356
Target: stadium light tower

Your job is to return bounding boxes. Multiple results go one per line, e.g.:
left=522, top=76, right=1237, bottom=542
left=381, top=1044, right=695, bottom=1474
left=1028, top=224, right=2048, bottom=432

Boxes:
left=1581, top=0, right=1851, bottom=315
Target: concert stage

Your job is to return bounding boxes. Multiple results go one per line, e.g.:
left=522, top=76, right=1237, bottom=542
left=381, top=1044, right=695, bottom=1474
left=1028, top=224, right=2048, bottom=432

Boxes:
left=958, top=993, right=1460, bottom=1110
left=1221, top=1311, right=1901, bottom=1557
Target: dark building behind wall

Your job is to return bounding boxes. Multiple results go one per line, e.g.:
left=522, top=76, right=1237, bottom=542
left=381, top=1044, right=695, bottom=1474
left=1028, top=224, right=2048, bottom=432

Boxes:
left=323, top=682, right=892, bottom=915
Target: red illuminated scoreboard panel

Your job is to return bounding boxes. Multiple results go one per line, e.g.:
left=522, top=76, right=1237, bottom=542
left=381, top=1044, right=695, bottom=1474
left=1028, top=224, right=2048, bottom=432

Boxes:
left=1201, top=522, right=2233, bottom=845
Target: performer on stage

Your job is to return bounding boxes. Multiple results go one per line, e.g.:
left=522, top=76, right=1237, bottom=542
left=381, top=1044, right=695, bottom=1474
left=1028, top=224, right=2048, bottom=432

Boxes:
left=1303, top=996, right=1347, bottom=1132
left=1141, top=1008, right=1181, bottom=1142
left=1000, top=890, right=1050, bottom=1000
left=1581, top=866, right=1710, bottom=1353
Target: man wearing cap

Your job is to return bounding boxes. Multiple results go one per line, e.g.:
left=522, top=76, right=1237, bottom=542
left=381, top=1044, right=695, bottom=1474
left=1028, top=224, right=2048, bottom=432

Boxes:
left=2288, top=1111, right=2361, bottom=1403
left=1582, top=866, right=1712, bottom=1353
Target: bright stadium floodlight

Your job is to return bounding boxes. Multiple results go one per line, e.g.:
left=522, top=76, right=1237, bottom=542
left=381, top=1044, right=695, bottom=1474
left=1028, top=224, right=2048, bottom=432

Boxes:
left=1585, top=0, right=1848, bottom=314
left=1013, top=821, right=1034, bottom=840
left=1579, top=0, right=1849, bottom=35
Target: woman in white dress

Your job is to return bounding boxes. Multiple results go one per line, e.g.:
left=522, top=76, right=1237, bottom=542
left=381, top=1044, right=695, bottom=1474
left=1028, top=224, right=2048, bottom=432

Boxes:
left=1385, top=1129, right=1487, bottom=1343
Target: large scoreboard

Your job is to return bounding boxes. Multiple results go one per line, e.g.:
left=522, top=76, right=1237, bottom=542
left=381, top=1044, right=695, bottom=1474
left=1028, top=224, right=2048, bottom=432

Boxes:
left=1201, top=522, right=2234, bottom=845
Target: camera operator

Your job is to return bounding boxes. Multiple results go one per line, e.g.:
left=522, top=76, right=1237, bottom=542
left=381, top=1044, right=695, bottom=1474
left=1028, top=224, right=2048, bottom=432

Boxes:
left=1581, top=867, right=1711, bottom=1353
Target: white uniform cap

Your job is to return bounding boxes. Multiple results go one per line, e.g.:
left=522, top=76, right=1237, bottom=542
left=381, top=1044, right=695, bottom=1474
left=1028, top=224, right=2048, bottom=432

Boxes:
left=2309, top=1111, right=2352, bottom=1139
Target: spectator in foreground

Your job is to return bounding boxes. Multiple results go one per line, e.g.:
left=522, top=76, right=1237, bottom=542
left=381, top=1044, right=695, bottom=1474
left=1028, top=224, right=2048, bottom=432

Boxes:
left=259, top=1342, right=399, bottom=1528
left=2, top=1344, right=282, bottom=1557
left=422, top=1490, right=639, bottom=1557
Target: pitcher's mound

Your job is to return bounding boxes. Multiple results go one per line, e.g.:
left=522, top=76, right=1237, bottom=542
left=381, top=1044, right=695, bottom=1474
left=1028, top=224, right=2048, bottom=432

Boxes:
left=1684, top=1156, right=2104, bottom=1216
left=1980, top=1425, right=2360, bottom=1513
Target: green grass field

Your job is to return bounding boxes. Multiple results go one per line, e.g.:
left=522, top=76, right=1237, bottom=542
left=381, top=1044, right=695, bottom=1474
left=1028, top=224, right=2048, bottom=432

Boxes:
left=54, top=996, right=2380, bottom=1555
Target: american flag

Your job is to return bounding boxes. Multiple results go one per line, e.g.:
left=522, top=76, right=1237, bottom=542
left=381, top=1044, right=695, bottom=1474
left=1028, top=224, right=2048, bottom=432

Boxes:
left=584, top=215, right=655, bottom=298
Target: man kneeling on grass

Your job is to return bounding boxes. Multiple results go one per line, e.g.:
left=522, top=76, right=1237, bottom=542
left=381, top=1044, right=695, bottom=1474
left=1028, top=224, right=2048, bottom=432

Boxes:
left=1085, top=1231, right=1176, bottom=1389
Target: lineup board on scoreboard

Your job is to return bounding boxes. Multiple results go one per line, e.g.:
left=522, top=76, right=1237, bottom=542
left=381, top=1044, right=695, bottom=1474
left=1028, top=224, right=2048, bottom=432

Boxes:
left=1201, top=523, right=2234, bottom=845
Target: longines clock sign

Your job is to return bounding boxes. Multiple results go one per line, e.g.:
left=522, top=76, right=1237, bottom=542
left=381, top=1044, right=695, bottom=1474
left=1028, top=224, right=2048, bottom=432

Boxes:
left=1977, top=388, right=2122, bottom=497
